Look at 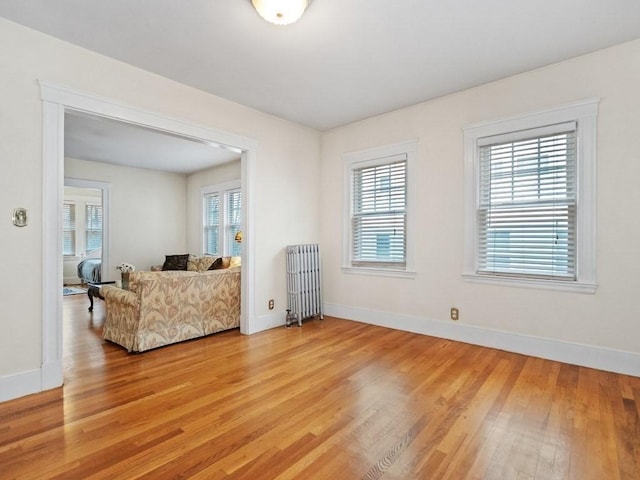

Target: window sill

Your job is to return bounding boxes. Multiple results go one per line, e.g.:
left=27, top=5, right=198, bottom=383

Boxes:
left=342, top=266, right=416, bottom=279
left=462, top=273, right=597, bottom=294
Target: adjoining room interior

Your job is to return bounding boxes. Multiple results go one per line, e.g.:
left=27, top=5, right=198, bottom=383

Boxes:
left=62, top=110, right=244, bottom=283
left=1, top=1, right=639, bottom=478
left=61, top=111, right=245, bottom=352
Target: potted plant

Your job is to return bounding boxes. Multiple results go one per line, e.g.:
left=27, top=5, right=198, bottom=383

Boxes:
left=116, top=263, right=136, bottom=290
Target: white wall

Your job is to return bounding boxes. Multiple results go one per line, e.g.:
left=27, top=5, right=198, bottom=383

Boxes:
left=3, top=12, right=636, bottom=401
left=186, top=159, right=241, bottom=255
left=0, top=18, right=321, bottom=390
left=320, top=39, right=640, bottom=373
left=65, top=158, right=188, bottom=275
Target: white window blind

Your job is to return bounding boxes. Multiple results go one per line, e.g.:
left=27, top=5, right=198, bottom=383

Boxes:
left=202, top=184, right=242, bottom=257
left=226, top=190, right=242, bottom=257
left=63, top=203, right=76, bottom=256
left=203, top=193, right=220, bottom=255
left=85, top=204, right=103, bottom=253
left=352, top=155, right=407, bottom=267
left=477, top=124, right=576, bottom=279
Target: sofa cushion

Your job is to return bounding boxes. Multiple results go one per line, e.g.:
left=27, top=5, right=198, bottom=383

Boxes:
left=162, top=254, right=189, bottom=271
left=188, top=255, right=216, bottom=271
left=208, top=256, right=231, bottom=270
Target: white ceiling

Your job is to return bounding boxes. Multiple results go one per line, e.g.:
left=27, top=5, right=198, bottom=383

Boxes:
left=64, top=113, right=240, bottom=174
left=2, top=1, right=640, bottom=132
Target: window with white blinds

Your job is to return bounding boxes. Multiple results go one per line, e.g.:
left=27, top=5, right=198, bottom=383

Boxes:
left=63, top=203, right=76, bottom=256
left=85, top=204, right=103, bottom=253
left=477, top=124, right=576, bottom=279
left=352, top=156, right=407, bottom=267
left=226, top=190, right=242, bottom=257
left=343, top=140, right=416, bottom=276
left=463, top=99, right=598, bottom=292
left=202, top=181, right=241, bottom=257
left=203, top=193, right=220, bottom=255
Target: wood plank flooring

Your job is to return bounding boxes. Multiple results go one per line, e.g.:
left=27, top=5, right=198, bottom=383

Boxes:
left=1, top=293, right=639, bottom=479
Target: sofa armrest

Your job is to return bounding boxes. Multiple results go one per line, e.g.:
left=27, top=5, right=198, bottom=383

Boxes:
left=102, top=285, right=138, bottom=308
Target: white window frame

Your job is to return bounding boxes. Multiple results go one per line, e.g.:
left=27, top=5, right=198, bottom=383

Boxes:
left=84, top=203, right=103, bottom=254
left=201, top=180, right=241, bottom=257
left=342, top=140, right=417, bottom=278
left=225, top=189, right=242, bottom=257
left=463, top=99, right=599, bottom=293
left=63, top=202, right=76, bottom=257
left=62, top=199, right=103, bottom=258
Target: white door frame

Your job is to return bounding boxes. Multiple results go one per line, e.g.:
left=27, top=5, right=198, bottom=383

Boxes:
left=40, top=81, right=257, bottom=391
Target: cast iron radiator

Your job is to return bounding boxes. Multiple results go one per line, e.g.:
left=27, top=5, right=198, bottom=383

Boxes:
left=286, top=244, right=323, bottom=327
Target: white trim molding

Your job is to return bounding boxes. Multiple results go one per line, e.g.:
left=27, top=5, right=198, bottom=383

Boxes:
left=255, top=311, right=289, bottom=332
left=341, top=266, right=416, bottom=279
left=324, top=303, right=640, bottom=378
left=0, top=369, right=43, bottom=403
left=462, top=99, right=599, bottom=293
left=42, top=99, right=64, bottom=393
left=34, top=80, right=259, bottom=401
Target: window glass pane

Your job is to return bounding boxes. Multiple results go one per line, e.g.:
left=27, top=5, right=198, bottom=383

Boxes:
left=204, top=193, right=220, bottom=255
left=226, top=190, right=242, bottom=257
left=63, top=203, right=76, bottom=255
left=352, top=160, right=406, bottom=265
left=478, top=131, right=576, bottom=279
left=85, top=204, right=102, bottom=253
left=202, top=186, right=242, bottom=257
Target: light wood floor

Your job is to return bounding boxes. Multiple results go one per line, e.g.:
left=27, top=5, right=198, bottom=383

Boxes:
left=1, top=293, right=639, bottom=479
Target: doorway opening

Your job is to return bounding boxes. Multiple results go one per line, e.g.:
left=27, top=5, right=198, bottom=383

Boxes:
left=63, top=179, right=110, bottom=287
left=41, top=81, right=256, bottom=392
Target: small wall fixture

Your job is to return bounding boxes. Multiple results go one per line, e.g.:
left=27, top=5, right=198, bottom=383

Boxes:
left=12, top=207, right=28, bottom=227
left=251, top=0, right=309, bottom=25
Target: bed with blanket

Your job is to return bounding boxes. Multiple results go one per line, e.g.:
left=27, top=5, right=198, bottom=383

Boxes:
left=77, top=258, right=102, bottom=283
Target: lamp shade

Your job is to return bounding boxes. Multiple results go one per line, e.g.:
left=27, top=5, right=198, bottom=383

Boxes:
left=251, top=0, right=308, bottom=25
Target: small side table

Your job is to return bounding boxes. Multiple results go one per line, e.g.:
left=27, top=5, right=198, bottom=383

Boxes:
left=87, top=281, right=116, bottom=312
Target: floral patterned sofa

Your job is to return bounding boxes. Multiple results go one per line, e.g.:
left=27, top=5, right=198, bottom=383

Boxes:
left=101, top=266, right=241, bottom=352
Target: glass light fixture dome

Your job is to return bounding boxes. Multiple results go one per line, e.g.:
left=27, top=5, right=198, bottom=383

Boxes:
left=251, top=0, right=309, bottom=26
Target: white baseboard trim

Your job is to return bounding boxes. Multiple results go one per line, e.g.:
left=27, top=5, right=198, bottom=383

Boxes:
left=324, top=303, right=640, bottom=378
left=41, top=360, right=64, bottom=391
left=250, top=311, right=287, bottom=334
left=0, top=361, right=64, bottom=403
left=0, top=368, right=43, bottom=403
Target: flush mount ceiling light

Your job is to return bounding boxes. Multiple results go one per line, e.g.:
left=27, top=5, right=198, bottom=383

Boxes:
left=251, top=0, right=309, bottom=26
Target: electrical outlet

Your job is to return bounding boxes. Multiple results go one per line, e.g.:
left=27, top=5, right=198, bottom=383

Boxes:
left=268, top=299, right=274, bottom=310
left=450, top=307, right=459, bottom=321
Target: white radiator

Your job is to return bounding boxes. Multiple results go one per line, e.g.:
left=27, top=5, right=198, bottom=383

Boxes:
left=286, top=244, right=323, bottom=327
